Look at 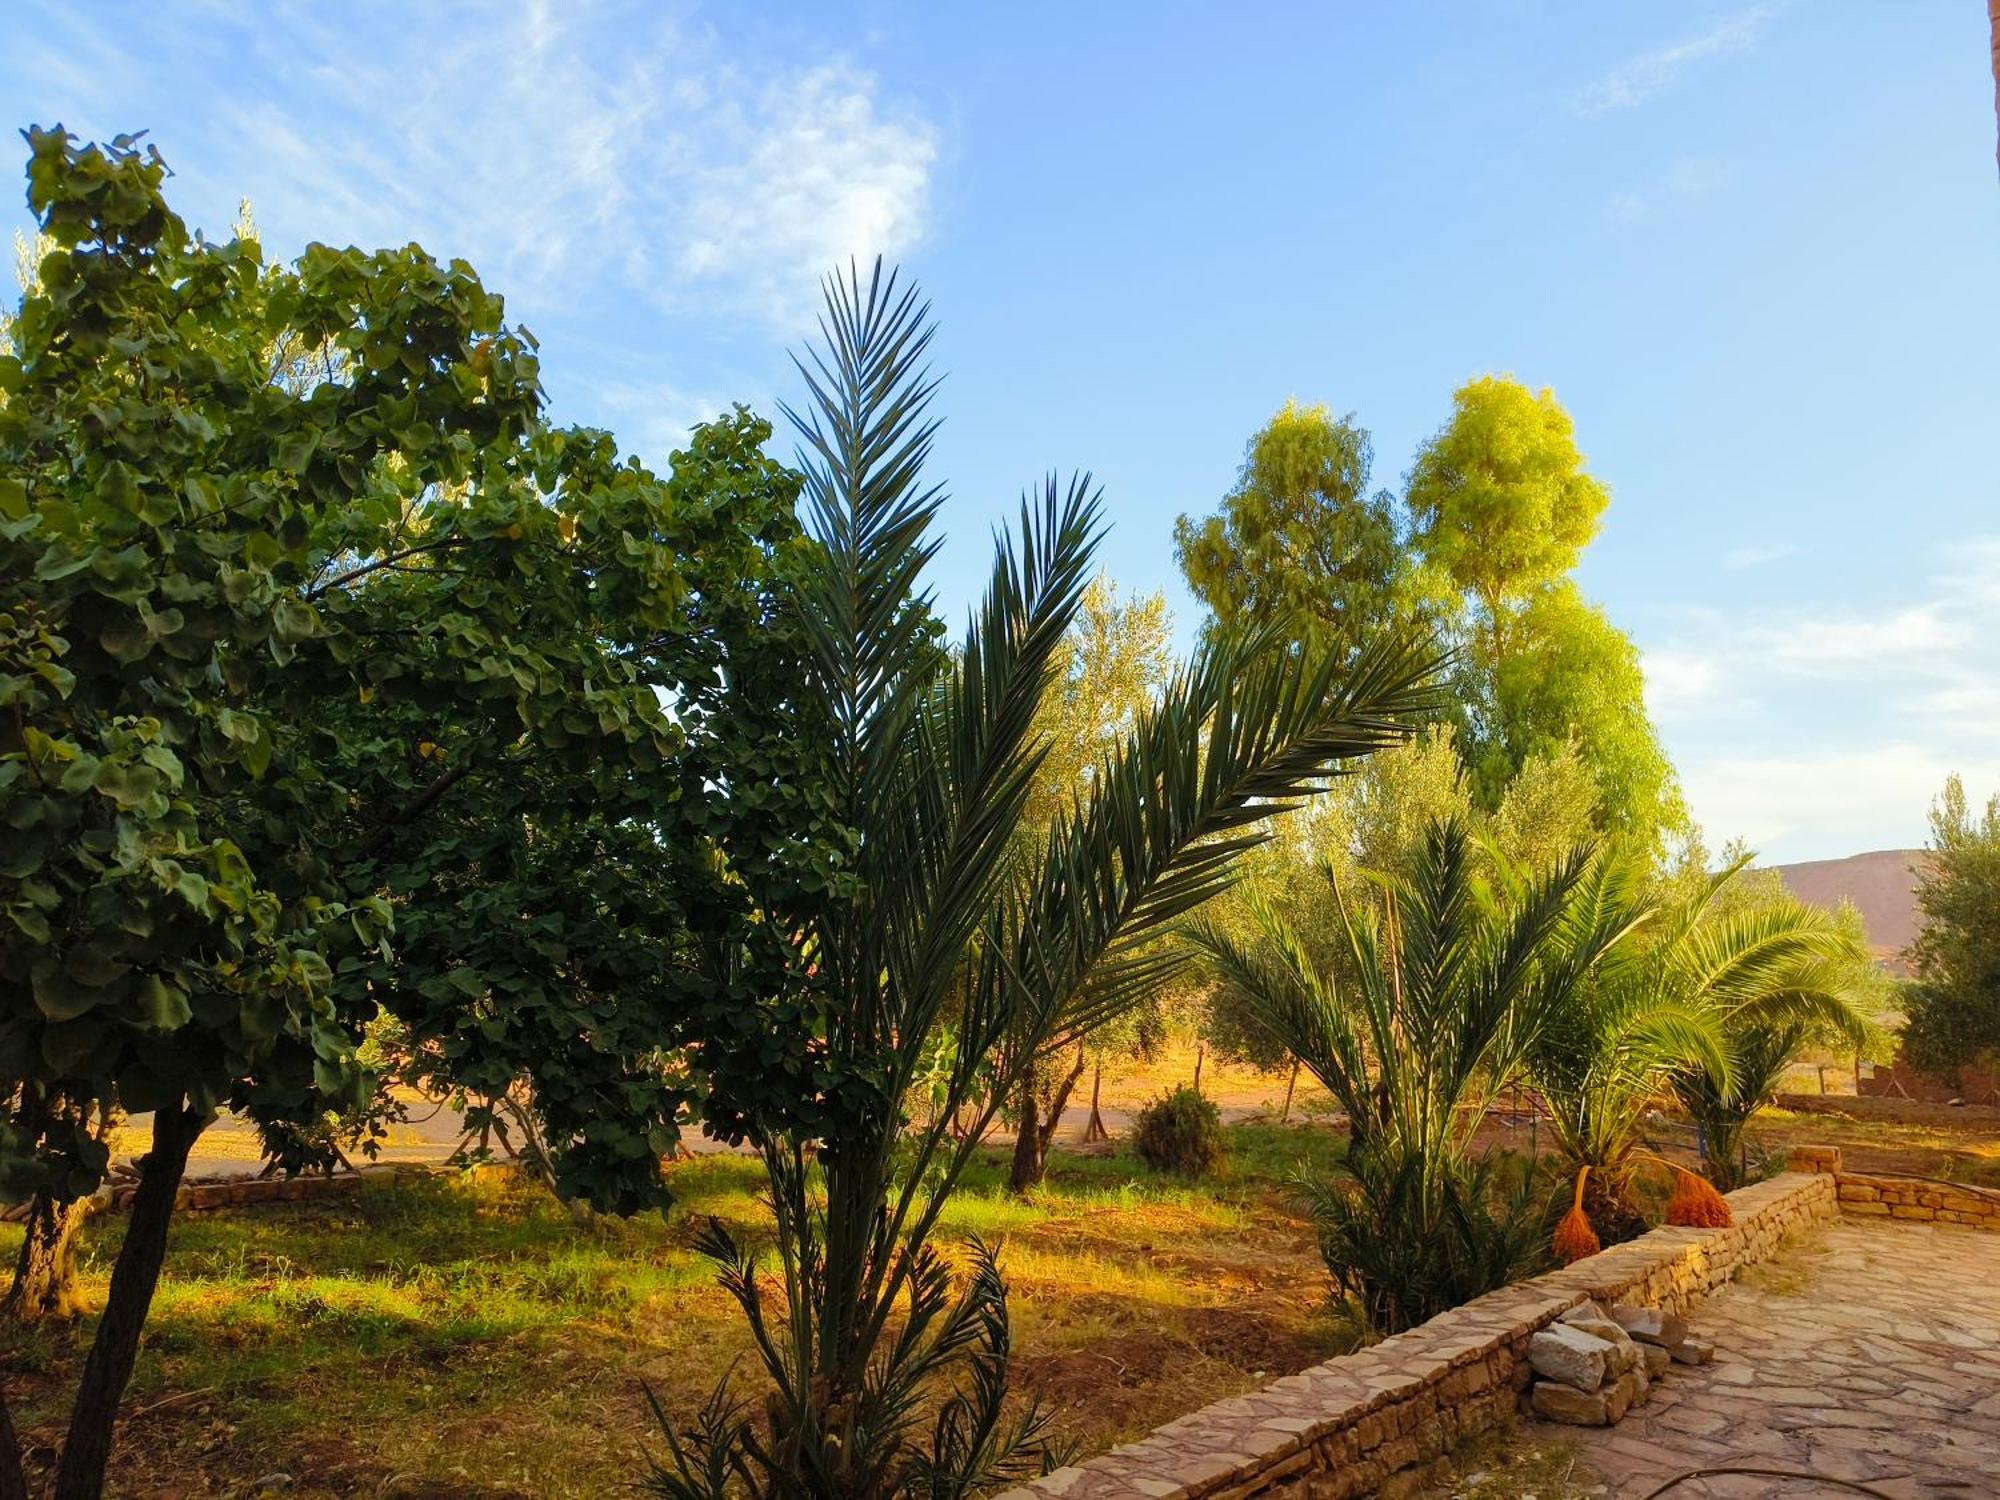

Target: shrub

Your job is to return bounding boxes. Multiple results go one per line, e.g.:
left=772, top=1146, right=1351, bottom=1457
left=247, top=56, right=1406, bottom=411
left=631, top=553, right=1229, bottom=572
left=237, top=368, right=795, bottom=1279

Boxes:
left=1132, top=1087, right=1224, bottom=1175
left=1308, top=1148, right=1555, bottom=1332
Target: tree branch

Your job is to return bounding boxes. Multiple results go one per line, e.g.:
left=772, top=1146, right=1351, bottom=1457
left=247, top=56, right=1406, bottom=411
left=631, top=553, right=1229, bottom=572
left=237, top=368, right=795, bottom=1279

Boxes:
left=305, top=538, right=469, bottom=600
left=352, top=761, right=474, bottom=863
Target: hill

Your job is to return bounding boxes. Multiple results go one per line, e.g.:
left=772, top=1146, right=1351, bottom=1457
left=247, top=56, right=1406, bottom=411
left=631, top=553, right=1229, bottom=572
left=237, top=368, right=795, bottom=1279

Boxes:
left=1771, top=848, right=1926, bottom=972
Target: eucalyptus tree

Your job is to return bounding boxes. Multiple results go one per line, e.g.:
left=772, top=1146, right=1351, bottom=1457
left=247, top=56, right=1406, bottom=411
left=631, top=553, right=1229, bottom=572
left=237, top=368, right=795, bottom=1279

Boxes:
left=1184, top=819, right=1636, bottom=1332
left=647, top=264, right=1440, bottom=1499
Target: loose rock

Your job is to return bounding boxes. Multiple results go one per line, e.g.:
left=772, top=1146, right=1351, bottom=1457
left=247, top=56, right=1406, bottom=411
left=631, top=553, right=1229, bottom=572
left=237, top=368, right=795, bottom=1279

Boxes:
left=1532, top=1381, right=1611, bottom=1426
left=1529, top=1323, right=1614, bottom=1392
left=1565, top=1316, right=1643, bottom=1375
left=1611, top=1303, right=1688, bottom=1348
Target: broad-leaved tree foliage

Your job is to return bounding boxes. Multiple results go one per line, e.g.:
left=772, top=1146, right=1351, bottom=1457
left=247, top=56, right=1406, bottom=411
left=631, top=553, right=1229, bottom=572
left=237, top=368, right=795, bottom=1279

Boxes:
left=0, top=127, right=828, bottom=1496
left=1903, top=775, right=2000, bottom=1076
left=1405, top=376, right=1681, bottom=843
left=647, top=264, right=1440, bottom=1499
left=1174, top=399, right=1406, bottom=658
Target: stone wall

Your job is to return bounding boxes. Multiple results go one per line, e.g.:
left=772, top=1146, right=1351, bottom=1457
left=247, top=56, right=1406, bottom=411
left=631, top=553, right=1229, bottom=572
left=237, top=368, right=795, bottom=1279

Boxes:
left=995, top=1173, right=1837, bottom=1500
left=1787, top=1144, right=2000, bottom=1230
left=1857, top=1049, right=2000, bottom=1105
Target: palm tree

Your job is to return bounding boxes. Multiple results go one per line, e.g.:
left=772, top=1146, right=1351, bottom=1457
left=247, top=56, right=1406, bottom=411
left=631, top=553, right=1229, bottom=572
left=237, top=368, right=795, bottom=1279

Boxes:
left=1183, top=820, right=1635, bottom=1332
left=647, top=263, right=1440, bottom=1499
left=1531, top=857, right=1874, bottom=1237
left=1669, top=906, right=1880, bottom=1190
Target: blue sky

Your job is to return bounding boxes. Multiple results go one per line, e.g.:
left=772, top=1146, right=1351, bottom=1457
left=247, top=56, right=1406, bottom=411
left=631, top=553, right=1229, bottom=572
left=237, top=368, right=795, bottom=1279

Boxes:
left=7, top=1, right=1998, bottom=862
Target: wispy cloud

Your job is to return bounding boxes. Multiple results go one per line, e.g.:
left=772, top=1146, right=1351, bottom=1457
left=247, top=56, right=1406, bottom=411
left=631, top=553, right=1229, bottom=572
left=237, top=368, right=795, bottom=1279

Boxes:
left=1645, top=534, right=2000, bottom=856
left=1679, top=743, right=1999, bottom=856
left=10, top=1, right=940, bottom=335
left=1608, top=156, right=1736, bottom=225
left=1572, top=4, right=1781, bottom=118
left=1721, top=542, right=1800, bottom=570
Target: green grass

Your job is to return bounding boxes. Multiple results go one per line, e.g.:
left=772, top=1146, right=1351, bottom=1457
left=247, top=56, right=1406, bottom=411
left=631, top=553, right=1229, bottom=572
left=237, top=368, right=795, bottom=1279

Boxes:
left=0, top=1124, right=1353, bottom=1498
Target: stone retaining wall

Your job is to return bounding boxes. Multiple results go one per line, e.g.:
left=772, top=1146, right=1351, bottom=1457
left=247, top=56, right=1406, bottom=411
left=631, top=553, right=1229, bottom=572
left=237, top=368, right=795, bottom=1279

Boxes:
left=996, top=1173, right=1837, bottom=1500
left=1787, top=1144, right=2000, bottom=1230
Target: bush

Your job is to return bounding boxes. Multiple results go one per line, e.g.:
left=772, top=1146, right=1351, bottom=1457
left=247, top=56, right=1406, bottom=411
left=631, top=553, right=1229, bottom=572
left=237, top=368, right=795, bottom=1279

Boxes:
left=1307, top=1146, right=1554, bottom=1333
left=1132, top=1087, right=1224, bottom=1175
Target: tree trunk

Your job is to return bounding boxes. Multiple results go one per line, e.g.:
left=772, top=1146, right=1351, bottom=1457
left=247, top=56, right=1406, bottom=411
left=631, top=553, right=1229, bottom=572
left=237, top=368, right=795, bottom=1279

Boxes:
left=1037, top=1054, right=1086, bottom=1161
left=1280, top=1060, right=1300, bottom=1123
left=1581, top=1163, right=1650, bottom=1247
left=1010, top=1052, right=1088, bottom=1194
left=1192, top=1045, right=1205, bottom=1097
left=0, top=1384, right=25, bottom=1500
left=3, top=1191, right=90, bottom=1322
left=1991, top=0, right=2000, bottom=176
left=53, top=1103, right=205, bottom=1500
left=1009, top=1085, right=1041, bottom=1194
left=1083, top=1065, right=1108, bottom=1143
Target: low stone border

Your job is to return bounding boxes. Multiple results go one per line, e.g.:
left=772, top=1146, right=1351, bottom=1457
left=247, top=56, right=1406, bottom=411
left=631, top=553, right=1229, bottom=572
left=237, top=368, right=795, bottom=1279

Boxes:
left=1786, top=1144, right=2000, bottom=1230
left=996, top=1172, right=1838, bottom=1500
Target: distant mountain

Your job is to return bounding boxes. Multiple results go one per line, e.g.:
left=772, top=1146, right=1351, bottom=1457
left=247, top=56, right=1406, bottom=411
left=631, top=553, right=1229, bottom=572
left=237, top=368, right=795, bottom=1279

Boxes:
left=1770, top=848, right=1927, bottom=972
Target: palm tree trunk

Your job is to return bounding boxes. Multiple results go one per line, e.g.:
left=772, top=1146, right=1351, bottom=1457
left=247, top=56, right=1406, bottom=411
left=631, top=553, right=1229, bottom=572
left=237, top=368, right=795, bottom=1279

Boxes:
left=1581, top=1160, right=1650, bottom=1246
left=1280, top=1060, right=1300, bottom=1122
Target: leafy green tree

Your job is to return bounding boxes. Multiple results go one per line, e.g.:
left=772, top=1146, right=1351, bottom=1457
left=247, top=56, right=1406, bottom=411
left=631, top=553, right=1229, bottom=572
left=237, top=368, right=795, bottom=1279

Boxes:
left=1903, top=775, right=2000, bottom=1075
left=1174, top=400, right=1406, bottom=655
left=1406, top=376, right=1680, bottom=844
left=0, top=128, right=827, bottom=1496
left=648, top=264, right=1439, bottom=1499
left=325, top=408, right=830, bottom=1216
left=1478, top=582, right=1682, bottom=838
left=1405, top=375, right=1608, bottom=657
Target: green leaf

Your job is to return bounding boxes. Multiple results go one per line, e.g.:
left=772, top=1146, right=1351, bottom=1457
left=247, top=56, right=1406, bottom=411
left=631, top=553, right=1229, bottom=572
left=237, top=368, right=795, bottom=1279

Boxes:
left=136, top=975, right=192, bottom=1032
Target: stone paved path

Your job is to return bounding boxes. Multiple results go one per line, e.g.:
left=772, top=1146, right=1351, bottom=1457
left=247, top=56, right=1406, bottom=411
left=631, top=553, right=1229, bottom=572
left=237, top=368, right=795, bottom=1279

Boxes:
left=1533, top=1219, right=2000, bottom=1498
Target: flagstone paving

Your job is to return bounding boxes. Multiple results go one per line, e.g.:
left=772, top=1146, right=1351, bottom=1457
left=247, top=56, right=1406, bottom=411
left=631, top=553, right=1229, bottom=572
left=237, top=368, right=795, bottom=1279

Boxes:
left=1530, top=1218, right=2000, bottom=1497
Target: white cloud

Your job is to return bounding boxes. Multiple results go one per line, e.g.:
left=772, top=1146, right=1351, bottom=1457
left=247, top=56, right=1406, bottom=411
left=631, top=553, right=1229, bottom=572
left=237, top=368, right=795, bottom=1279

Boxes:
left=14, top=1, right=939, bottom=335
left=1641, top=645, right=1723, bottom=720
left=1679, top=743, right=2000, bottom=856
left=1572, top=4, right=1780, bottom=118
left=1721, top=542, right=1799, bottom=570
left=1646, top=536, right=2000, bottom=858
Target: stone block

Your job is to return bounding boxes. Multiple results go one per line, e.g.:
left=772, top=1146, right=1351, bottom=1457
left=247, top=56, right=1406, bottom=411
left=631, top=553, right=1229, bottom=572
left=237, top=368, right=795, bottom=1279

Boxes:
left=1528, top=1324, right=1613, bottom=1392
left=1564, top=1316, right=1643, bottom=1374
left=1611, top=1304, right=1688, bottom=1348
left=1669, top=1337, right=1714, bottom=1366
left=1642, top=1343, right=1671, bottom=1377
left=1531, top=1381, right=1610, bottom=1426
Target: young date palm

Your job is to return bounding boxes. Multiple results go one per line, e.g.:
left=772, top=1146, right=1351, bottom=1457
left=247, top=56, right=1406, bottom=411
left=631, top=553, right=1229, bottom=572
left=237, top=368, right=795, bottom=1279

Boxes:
left=647, top=264, right=1440, bottom=1499
left=1531, top=857, right=1872, bottom=1234
left=1667, top=898, right=1879, bottom=1189
left=1183, top=820, right=1637, bottom=1332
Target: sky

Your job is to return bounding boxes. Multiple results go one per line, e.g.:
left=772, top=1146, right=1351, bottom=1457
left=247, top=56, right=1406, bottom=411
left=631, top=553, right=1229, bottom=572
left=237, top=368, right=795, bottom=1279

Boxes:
left=6, top=1, right=1998, bottom=864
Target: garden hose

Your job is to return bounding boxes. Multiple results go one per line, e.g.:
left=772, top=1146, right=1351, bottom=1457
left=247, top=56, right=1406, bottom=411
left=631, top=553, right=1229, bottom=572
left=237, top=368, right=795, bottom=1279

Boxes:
left=1635, top=1466, right=1907, bottom=1498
